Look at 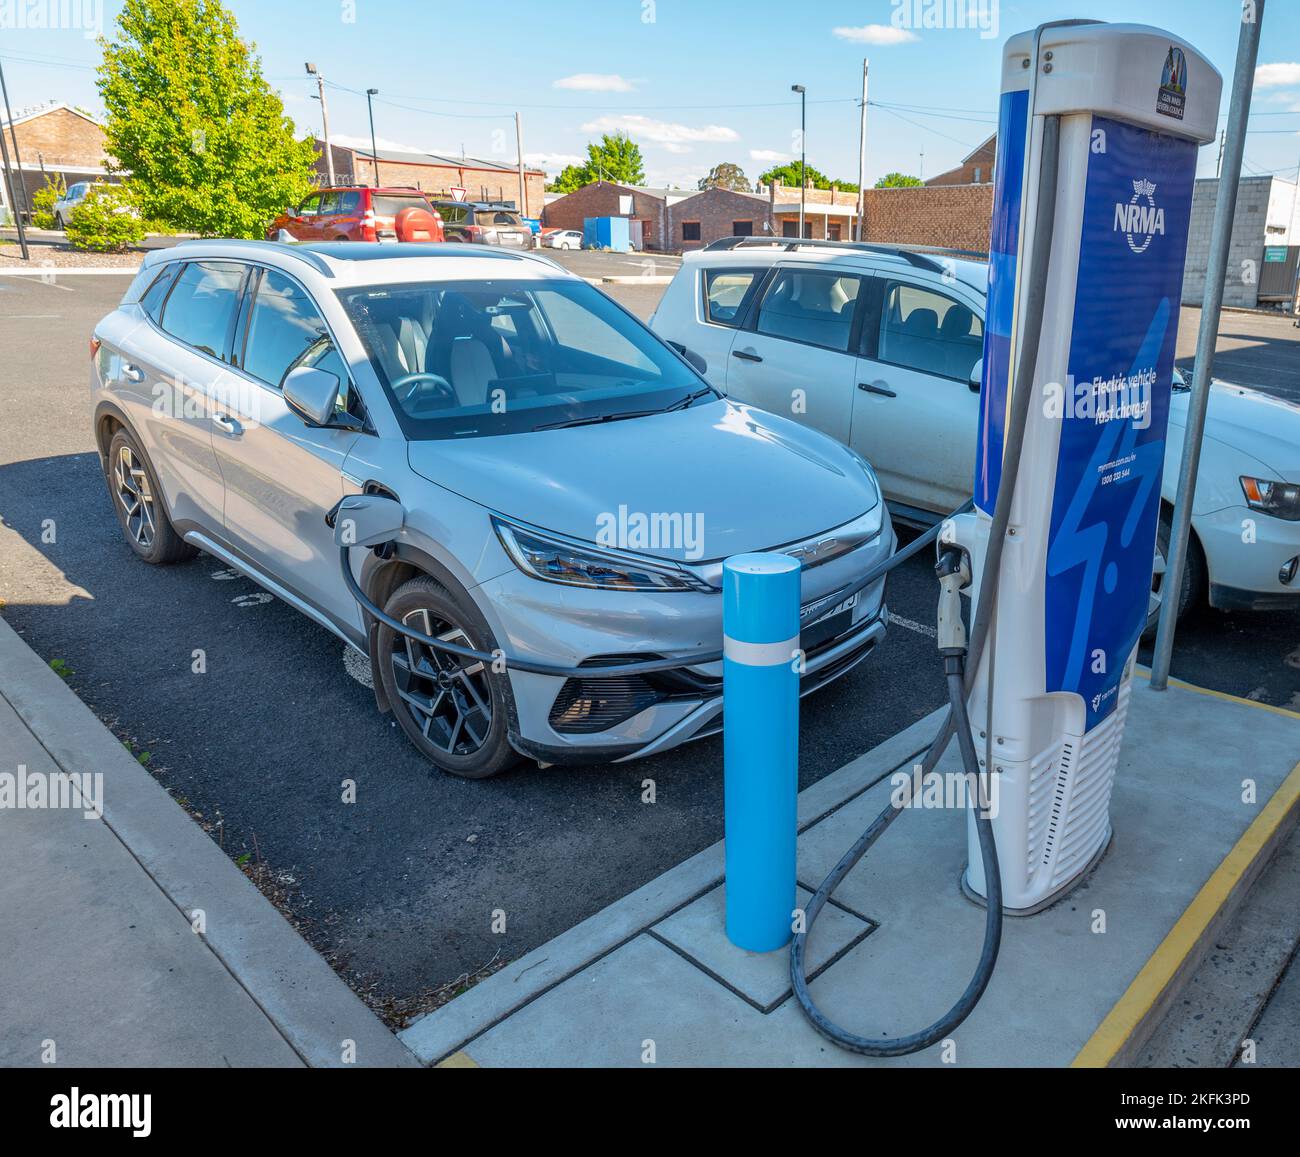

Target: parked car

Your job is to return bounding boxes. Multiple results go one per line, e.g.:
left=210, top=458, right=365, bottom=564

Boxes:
left=650, top=239, right=1300, bottom=624
left=52, top=181, right=98, bottom=229
left=543, top=229, right=584, bottom=251
left=430, top=200, right=533, bottom=247
left=92, top=240, right=894, bottom=777
left=266, top=186, right=444, bottom=244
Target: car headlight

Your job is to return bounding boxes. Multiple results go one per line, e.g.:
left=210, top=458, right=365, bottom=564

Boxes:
left=1241, top=476, right=1300, bottom=522
left=493, top=517, right=713, bottom=592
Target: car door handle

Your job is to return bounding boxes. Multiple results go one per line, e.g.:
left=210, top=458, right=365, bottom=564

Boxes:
left=732, top=349, right=763, bottom=363
left=121, top=363, right=145, bottom=384
left=212, top=413, right=244, bottom=437
left=858, top=381, right=897, bottom=397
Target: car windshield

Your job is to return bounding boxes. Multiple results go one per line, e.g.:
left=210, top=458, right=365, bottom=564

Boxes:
left=336, top=277, right=708, bottom=439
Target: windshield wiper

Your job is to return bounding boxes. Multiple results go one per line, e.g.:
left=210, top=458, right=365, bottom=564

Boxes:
left=532, top=388, right=716, bottom=432
left=664, top=387, right=716, bottom=411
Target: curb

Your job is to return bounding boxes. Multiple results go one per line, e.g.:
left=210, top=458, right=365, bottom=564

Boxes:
left=397, top=707, right=940, bottom=1065
left=0, top=616, right=419, bottom=1068
left=0, top=266, right=140, bottom=276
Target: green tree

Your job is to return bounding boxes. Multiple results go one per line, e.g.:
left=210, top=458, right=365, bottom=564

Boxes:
left=758, top=160, right=832, bottom=191
left=698, top=162, right=750, bottom=192
left=874, top=172, right=924, bottom=188
left=547, top=132, right=646, bottom=193
left=97, top=0, right=317, bottom=237
left=31, top=175, right=66, bottom=229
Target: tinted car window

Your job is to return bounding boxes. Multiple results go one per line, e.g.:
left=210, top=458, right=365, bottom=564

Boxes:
left=373, top=194, right=432, bottom=217
left=703, top=268, right=762, bottom=326
left=877, top=282, right=984, bottom=381
left=242, top=270, right=334, bottom=389
left=335, top=190, right=362, bottom=214
left=337, top=278, right=702, bottom=440
left=140, top=261, right=181, bottom=322
left=755, top=268, right=863, bottom=352
left=160, top=261, right=244, bottom=359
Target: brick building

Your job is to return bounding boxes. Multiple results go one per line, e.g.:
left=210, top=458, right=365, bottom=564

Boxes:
left=668, top=186, right=775, bottom=250
left=861, top=184, right=994, bottom=253
left=314, top=139, right=545, bottom=218
left=926, top=133, right=997, bottom=187
left=541, top=180, right=698, bottom=250
left=0, top=102, right=118, bottom=222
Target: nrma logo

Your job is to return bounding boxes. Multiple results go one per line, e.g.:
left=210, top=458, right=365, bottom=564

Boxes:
left=1113, top=178, right=1164, bottom=254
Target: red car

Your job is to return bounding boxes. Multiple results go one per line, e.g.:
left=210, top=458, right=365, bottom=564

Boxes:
left=267, top=186, right=444, bottom=244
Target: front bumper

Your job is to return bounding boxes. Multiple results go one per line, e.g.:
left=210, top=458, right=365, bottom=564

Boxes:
left=473, top=518, right=896, bottom=764
left=1194, top=505, right=1300, bottom=611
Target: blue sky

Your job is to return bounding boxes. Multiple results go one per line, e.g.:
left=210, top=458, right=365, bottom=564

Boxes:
left=2, top=0, right=1298, bottom=188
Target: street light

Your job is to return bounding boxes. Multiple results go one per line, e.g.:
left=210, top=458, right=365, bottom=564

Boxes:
left=791, top=84, right=806, bottom=240
left=366, top=88, right=379, bottom=188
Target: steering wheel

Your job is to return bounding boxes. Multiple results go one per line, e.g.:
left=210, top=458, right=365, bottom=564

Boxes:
left=391, top=372, right=456, bottom=407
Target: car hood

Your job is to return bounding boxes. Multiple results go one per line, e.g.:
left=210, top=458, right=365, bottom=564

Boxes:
left=1170, top=381, right=1300, bottom=481
left=406, top=399, right=879, bottom=562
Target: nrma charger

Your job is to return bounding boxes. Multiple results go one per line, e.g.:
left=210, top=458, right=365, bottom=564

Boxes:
left=791, top=21, right=1221, bottom=1056
left=955, top=22, right=1220, bottom=912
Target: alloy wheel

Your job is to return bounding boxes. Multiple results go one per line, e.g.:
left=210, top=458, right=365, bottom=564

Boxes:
left=1148, top=541, right=1166, bottom=621
left=114, top=444, right=157, bottom=549
left=389, top=608, right=492, bottom=756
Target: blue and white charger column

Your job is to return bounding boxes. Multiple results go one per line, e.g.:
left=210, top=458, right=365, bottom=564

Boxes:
left=722, top=553, right=801, bottom=952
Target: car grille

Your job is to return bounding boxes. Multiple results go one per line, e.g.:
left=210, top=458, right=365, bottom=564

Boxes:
left=549, top=655, right=662, bottom=734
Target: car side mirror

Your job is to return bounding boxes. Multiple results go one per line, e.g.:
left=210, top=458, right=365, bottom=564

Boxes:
left=328, top=493, right=406, bottom=548
left=666, top=340, right=708, bottom=376
left=284, top=365, right=341, bottom=427
left=968, top=359, right=983, bottom=393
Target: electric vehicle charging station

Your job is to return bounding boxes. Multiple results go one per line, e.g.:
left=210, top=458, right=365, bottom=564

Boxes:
left=953, top=22, right=1220, bottom=912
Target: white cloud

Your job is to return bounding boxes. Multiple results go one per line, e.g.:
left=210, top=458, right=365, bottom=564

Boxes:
left=525, top=151, right=584, bottom=172
left=750, top=148, right=788, bottom=162
left=554, top=73, right=636, bottom=92
left=832, top=24, right=918, bottom=45
left=581, top=114, right=739, bottom=151
left=1255, top=62, right=1300, bottom=87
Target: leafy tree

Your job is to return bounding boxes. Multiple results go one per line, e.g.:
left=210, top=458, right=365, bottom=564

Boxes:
left=548, top=132, right=647, bottom=193
left=97, top=0, right=317, bottom=237
left=698, top=162, right=750, bottom=192
left=758, top=160, right=832, bottom=191
left=31, top=175, right=66, bottom=229
left=875, top=172, right=924, bottom=188
left=66, top=184, right=145, bottom=252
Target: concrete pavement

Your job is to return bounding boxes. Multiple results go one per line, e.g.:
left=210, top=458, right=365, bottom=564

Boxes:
left=400, top=676, right=1300, bottom=1067
left=0, top=616, right=417, bottom=1068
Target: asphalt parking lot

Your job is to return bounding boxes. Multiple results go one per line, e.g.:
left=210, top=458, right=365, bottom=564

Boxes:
left=0, top=258, right=1296, bottom=1020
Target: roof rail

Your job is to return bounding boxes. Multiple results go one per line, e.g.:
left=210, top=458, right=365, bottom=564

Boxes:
left=700, top=235, right=948, bottom=273
left=172, top=237, right=336, bottom=277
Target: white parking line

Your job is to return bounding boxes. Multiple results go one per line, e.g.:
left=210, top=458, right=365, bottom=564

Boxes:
left=888, top=612, right=936, bottom=638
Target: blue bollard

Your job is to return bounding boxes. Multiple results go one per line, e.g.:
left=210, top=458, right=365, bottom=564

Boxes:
left=722, top=552, right=801, bottom=952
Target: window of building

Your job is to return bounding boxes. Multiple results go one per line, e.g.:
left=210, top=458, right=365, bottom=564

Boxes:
left=681, top=221, right=701, bottom=242
left=828, top=223, right=842, bottom=241
left=732, top=220, right=754, bottom=237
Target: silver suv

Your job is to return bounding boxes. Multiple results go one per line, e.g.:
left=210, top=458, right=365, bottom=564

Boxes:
left=92, top=240, right=894, bottom=777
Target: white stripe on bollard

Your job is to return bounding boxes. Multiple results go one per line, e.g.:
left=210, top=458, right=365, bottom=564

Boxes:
left=722, top=634, right=801, bottom=667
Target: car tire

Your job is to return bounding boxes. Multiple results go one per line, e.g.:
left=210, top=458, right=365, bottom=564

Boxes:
left=1144, top=504, right=1206, bottom=638
left=376, top=575, right=522, bottom=778
left=54, top=213, right=65, bottom=230
left=105, top=427, right=197, bottom=565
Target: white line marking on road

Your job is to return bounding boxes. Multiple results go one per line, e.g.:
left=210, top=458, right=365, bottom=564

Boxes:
left=888, top=612, right=936, bottom=638
left=343, top=647, right=373, bottom=689
left=232, top=591, right=272, bottom=607
left=0, top=314, right=61, bottom=320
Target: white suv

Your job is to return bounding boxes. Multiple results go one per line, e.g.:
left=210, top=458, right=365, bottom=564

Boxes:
left=651, top=238, right=1300, bottom=624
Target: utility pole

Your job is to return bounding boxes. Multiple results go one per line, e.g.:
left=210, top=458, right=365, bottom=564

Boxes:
left=792, top=84, right=806, bottom=239
left=305, top=63, right=336, bottom=185
left=515, top=111, right=527, bottom=218
left=1152, top=0, right=1266, bottom=688
left=366, top=88, right=380, bottom=187
left=0, top=56, right=32, bottom=228
left=855, top=59, right=869, bottom=242
left=0, top=83, right=28, bottom=258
